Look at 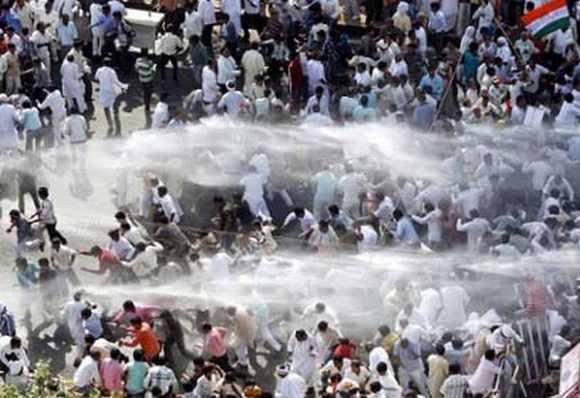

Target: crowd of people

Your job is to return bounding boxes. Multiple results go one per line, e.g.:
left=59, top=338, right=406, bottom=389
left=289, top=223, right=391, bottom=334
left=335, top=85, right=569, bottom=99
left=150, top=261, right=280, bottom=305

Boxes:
left=1, top=0, right=580, bottom=395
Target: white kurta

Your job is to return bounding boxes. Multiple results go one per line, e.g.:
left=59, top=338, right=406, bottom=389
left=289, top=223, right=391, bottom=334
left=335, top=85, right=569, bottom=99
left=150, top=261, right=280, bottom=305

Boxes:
left=0, top=104, right=18, bottom=151
left=276, top=373, right=307, bottom=398
left=95, top=66, right=127, bottom=108
left=202, top=66, right=219, bottom=103
left=241, top=49, right=266, bottom=94
left=287, top=334, right=319, bottom=386
left=61, top=59, right=86, bottom=111
left=62, top=300, right=87, bottom=343
left=221, top=0, right=242, bottom=34
left=438, top=285, right=470, bottom=329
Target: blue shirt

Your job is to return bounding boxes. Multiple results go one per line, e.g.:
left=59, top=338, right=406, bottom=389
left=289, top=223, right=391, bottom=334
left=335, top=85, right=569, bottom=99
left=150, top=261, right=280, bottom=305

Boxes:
left=83, top=312, right=103, bottom=338
left=394, top=216, right=419, bottom=244
left=17, top=263, right=40, bottom=289
left=419, top=74, right=444, bottom=100
left=56, top=23, right=78, bottom=46
left=413, top=103, right=435, bottom=129
left=394, top=340, right=422, bottom=371
left=101, top=15, right=118, bottom=35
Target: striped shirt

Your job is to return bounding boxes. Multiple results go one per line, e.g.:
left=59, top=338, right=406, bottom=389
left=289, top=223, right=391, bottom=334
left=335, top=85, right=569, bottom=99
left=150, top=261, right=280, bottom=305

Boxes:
left=440, top=374, right=469, bottom=398
left=135, top=57, right=155, bottom=83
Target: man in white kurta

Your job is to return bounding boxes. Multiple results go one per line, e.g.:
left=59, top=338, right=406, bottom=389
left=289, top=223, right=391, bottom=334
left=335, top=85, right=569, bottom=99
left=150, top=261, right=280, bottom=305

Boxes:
left=60, top=54, right=86, bottom=112
left=62, top=293, right=88, bottom=356
left=202, top=62, right=219, bottom=115
left=30, top=23, right=52, bottom=76
left=95, top=59, right=127, bottom=136
left=438, top=283, right=470, bottom=329
left=275, top=365, right=307, bottom=398
left=222, top=0, right=242, bottom=34
left=241, top=166, right=270, bottom=217
left=287, top=330, right=319, bottom=387
left=38, top=88, right=67, bottom=145
left=241, top=43, right=266, bottom=95
left=0, top=96, right=18, bottom=151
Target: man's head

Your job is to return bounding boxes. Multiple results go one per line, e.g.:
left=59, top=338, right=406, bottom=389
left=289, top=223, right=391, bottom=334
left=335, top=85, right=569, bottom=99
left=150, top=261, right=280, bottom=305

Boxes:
left=130, top=316, right=143, bottom=329
left=295, top=329, right=308, bottom=342
left=15, top=257, right=27, bottom=271
left=80, top=307, right=92, bottom=320
left=122, top=300, right=136, bottom=312
left=201, top=322, right=213, bottom=334
left=38, top=186, right=49, bottom=199
left=375, top=362, right=388, bottom=375
left=10, top=336, right=21, bottom=350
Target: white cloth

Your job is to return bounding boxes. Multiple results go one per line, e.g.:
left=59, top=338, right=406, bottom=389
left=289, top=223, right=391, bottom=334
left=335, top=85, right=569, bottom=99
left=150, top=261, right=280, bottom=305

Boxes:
left=202, top=66, right=219, bottom=103
left=438, top=285, right=470, bottom=329
left=276, top=373, right=307, bottom=398
left=152, top=102, right=169, bottom=128
left=95, top=66, right=127, bottom=108
left=198, top=0, right=216, bottom=25
left=0, top=104, right=18, bottom=151
left=74, top=356, right=101, bottom=388
left=287, top=334, right=319, bottom=386
left=62, top=300, right=86, bottom=342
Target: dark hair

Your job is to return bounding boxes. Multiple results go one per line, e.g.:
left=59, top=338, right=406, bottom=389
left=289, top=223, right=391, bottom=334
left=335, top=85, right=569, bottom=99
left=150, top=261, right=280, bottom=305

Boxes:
left=133, top=349, right=145, bottom=361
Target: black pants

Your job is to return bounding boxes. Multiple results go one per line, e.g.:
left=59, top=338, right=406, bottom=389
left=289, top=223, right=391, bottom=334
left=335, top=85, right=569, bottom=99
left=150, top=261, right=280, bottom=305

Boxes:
left=46, top=223, right=67, bottom=245
left=142, top=81, right=153, bottom=111
left=158, top=54, right=178, bottom=81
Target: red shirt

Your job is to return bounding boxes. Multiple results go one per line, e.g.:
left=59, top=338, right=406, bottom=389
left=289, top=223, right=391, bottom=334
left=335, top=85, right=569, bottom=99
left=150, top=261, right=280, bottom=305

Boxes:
left=334, top=343, right=356, bottom=359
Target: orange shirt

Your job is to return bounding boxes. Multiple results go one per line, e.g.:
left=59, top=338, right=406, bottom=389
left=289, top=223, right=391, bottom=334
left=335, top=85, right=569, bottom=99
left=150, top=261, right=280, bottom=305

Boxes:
left=125, top=323, right=161, bottom=360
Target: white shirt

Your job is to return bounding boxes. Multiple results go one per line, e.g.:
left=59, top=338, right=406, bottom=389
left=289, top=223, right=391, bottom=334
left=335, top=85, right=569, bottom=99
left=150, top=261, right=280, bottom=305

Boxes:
left=64, top=114, right=88, bottom=143
left=438, top=285, right=470, bottom=329
left=198, top=0, right=216, bottom=25
left=217, top=55, right=237, bottom=85
left=469, top=358, right=499, bottom=394
left=456, top=217, right=490, bottom=251
left=523, top=160, right=553, bottom=192
left=38, top=90, right=67, bottom=120
left=159, top=193, right=183, bottom=224
left=277, top=373, right=307, bottom=398
left=183, top=10, right=203, bottom=37
left=241, top=172, right=266, bottom=199
left=124, top=242, right=163, bottom=278
left=357, top=225, right=378, bottom=251
left=73, top=356, right=101, bottom=388
left=159, top=33, right=183, bottom=56
left=555, top=101, right=580, bottom=128
left=152, top=102, right=169, bottom=128
left=412, top=208, right=442, bottom=243
left=417, top=288, right=442, bottom=325
left=51, top=245, right=77, bottom=269
left=0, top=104, right=18, bottom=150
left=95, top=66, right=127, bottom=108
left=108, top=237, right=135, bottom=261
left=62, top=299, right=86, bottom=339
left=40, top=198, right=57, bottom=224
left=283, top=210, right=316, bottom=232
left=218, top=90, right=245, bottom=117
left=0, top=336, right=30, bottom=373
left=202, top=66, right=219, bottom=102
left=249, top=153, right=270, bottom=179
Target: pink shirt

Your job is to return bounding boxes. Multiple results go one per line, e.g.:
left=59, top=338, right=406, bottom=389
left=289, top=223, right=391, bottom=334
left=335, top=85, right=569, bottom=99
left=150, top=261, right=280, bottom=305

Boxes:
left=100, top=358, right=124, bottom=392
left=205, top=327, right=227, bottom=357
left=113, top=304, right=162, bottom=324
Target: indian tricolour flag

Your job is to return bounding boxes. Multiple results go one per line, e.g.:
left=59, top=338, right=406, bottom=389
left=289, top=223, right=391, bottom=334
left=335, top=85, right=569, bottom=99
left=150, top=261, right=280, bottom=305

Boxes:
left=521, top=0, right=570, bottom=39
